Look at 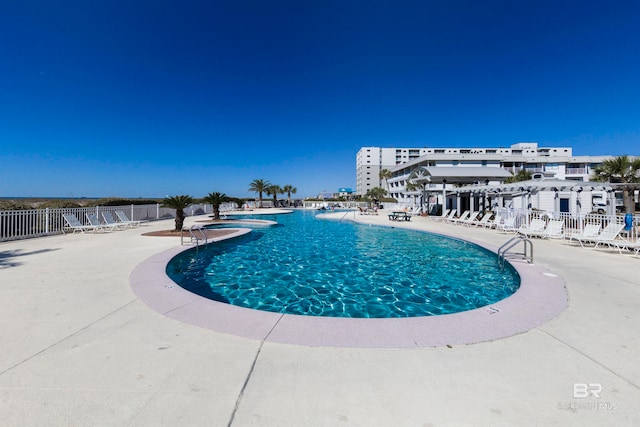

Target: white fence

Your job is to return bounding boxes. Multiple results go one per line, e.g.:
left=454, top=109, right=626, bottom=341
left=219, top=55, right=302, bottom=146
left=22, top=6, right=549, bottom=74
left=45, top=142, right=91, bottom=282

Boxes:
left=0, top=203, right=216, bottom=242
left=302, top=201, right=371, bottom=209
left=493, top=208, right=638, bottom=241
left=3, top=202, right=637, bottom=243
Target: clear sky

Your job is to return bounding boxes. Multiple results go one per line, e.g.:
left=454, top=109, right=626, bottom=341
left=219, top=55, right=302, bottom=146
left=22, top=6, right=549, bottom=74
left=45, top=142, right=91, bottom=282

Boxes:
left=1, top=1, right=639, bottom=199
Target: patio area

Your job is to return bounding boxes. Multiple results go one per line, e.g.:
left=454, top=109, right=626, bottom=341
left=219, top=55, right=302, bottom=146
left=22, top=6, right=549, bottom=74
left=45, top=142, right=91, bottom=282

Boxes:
left=0, top=212, right=638, bottom=426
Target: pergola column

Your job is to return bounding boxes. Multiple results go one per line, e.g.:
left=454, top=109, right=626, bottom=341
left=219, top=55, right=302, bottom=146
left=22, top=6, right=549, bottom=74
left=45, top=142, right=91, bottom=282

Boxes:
left=607, top=190, right=616, bottom=216
left=442, top=180, right=447, bottom=213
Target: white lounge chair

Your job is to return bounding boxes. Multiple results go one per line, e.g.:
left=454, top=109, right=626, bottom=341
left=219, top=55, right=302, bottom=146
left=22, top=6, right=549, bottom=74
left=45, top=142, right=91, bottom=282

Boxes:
left=472, top=213, right=493, bottom=227
left=449, top=210, right=470, bottom=224
left=458, top=211, right=480, bottom=226
left=102, top=211, right=130, bottom=229
left=568, top=223, right=602, bottom=247
left=607, top=234, right=640, bottom=257
left=572, top=222, right=624, bottom=249
left=483, top=214, right=501, bottom=229
left=496, top=217, right=518, bottom=233
left=434, top=209, right=452, bottom=221
left=607, top=238, right=640, bottom=255
left=115, top=210, right=142, bottom=226
left=527, top=219, right=565, bottom=239
left=593, top=223, right=627, bottom=252
left=440, top=210, right=457, bottom=222
left=517, top=218, right=547, bottom=238
left=85, top=213, right=115, bottom=232
left=62, top=213, right=100, bottom=234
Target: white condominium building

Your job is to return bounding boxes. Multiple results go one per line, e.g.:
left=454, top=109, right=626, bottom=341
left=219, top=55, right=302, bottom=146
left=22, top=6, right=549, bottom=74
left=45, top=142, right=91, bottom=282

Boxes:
left=356, top=142, right=611, bottom=198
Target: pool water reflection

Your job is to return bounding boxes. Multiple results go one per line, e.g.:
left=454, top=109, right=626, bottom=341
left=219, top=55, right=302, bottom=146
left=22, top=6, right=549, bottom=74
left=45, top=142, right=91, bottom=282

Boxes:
left=166, top=210, right=520, bottom=318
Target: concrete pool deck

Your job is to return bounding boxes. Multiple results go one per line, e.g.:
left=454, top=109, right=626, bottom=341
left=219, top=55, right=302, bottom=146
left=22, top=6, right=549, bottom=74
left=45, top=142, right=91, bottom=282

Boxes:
left=1, top=209, right=639, bottom=426
left=131, top=214, right=567, bottom=348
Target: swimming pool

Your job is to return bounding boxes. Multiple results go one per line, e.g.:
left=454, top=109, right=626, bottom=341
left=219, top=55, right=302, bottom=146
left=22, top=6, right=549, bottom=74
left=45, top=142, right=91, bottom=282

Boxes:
left=166, top=210, right=520, bottom=318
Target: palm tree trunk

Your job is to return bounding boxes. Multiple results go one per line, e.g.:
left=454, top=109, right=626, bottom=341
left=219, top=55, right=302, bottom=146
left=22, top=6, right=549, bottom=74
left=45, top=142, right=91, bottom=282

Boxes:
left=623, top=187, right=633, bottom=213
left=175, top=210, right=185, bottom=231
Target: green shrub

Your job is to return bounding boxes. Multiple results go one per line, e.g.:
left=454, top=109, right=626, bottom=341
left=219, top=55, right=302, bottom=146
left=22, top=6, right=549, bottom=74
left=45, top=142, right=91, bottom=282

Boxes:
left=86, top=198, right=160, bottom=207
left=0, top=200, right=32, bottom=210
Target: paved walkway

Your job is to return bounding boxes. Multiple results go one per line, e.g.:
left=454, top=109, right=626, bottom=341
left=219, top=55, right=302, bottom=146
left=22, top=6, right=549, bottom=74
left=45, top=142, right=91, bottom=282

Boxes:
left=1, top=210, right=638, bottom=426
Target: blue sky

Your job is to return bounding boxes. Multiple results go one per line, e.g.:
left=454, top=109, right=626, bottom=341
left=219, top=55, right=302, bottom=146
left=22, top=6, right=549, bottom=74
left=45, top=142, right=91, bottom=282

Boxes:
left=1, top=1, right=639, bottom=199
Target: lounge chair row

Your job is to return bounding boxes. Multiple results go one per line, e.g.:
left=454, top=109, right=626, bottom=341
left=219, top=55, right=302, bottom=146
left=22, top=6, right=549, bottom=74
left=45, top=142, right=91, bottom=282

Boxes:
left=429, top=207, right=640, bottom=258
left=358, top=207, right=378, bottom=215
left=517, top=218, right=565, bottom=239
left=567, top=222, right=633, bottom=254
left=435, top=211, right=563, bottom=236
left=62, top=211, right=141, bottom=234
left=515, top=219, right=639, bottom=256
left=432, top=209, right=515, bottom=231
left=433, top=210, right=504, bottom=229
left=432, top=208, right=638, bottom=257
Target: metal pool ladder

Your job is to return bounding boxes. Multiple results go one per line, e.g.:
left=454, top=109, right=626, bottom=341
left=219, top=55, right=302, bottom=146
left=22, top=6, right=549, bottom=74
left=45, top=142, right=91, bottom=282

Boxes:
left=498, top=235, right=533, bottom=268
left=339, top=210, right=354, bottom=222
left=181, top=225, right=208, bottom=246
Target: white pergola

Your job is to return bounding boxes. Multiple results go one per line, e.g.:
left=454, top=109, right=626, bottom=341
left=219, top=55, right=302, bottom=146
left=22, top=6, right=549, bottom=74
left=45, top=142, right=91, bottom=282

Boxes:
left=448, top=179, right=615, bottom=216
left=408, top=166, right=513, bottom=214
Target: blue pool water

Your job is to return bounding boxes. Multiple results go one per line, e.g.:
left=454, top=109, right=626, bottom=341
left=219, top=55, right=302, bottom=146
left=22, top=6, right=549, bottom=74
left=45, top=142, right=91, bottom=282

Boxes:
left=166, top=210, right=520, bottom=318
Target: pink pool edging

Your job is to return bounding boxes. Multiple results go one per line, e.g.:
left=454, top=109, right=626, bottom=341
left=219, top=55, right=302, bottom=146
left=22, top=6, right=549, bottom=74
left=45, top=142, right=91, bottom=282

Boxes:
left=129, top=228, right=568, bottom=348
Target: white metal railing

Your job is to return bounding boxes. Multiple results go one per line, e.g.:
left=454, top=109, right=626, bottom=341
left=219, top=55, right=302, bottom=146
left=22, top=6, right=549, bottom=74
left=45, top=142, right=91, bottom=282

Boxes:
left=493, top=208, right=637, bottom=242
left=3, top=202, right=637, bottom=243
left=498, top=235, right=534, bottom=267
left=566, top=168, right=587, bottom=175
left=0, top=203, right=214, bottom=242
left=181, top=225, right=208, bottom=246
left=302, top=201, right=367, bottom=209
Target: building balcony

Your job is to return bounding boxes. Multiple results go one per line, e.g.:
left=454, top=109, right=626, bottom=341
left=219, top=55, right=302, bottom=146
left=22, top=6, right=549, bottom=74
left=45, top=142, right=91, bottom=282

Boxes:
left=566, top=168, right=587, bottom=174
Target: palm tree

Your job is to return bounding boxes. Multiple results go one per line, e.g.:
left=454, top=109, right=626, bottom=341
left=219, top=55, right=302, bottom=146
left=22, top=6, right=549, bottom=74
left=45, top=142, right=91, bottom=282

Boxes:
left=405, top=179, right=421, bottom=210
left=380, top=168, right=392, bottom=193
left=593, top=155, right=640, bottom=212
left=505, top=169, right=532, bottom=183
left=407, top=169, right=429, bottom=211
left=365, top=187, right=387, bottom=203
left=161, top=195, right=194, bottom=231
left=249, top=179, right=270, bottom=208
left=202, top=192, right=230, bottom=220
left=282, top=184, right=297, bottom=207
left=266, top=184, right=283, bottom=208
